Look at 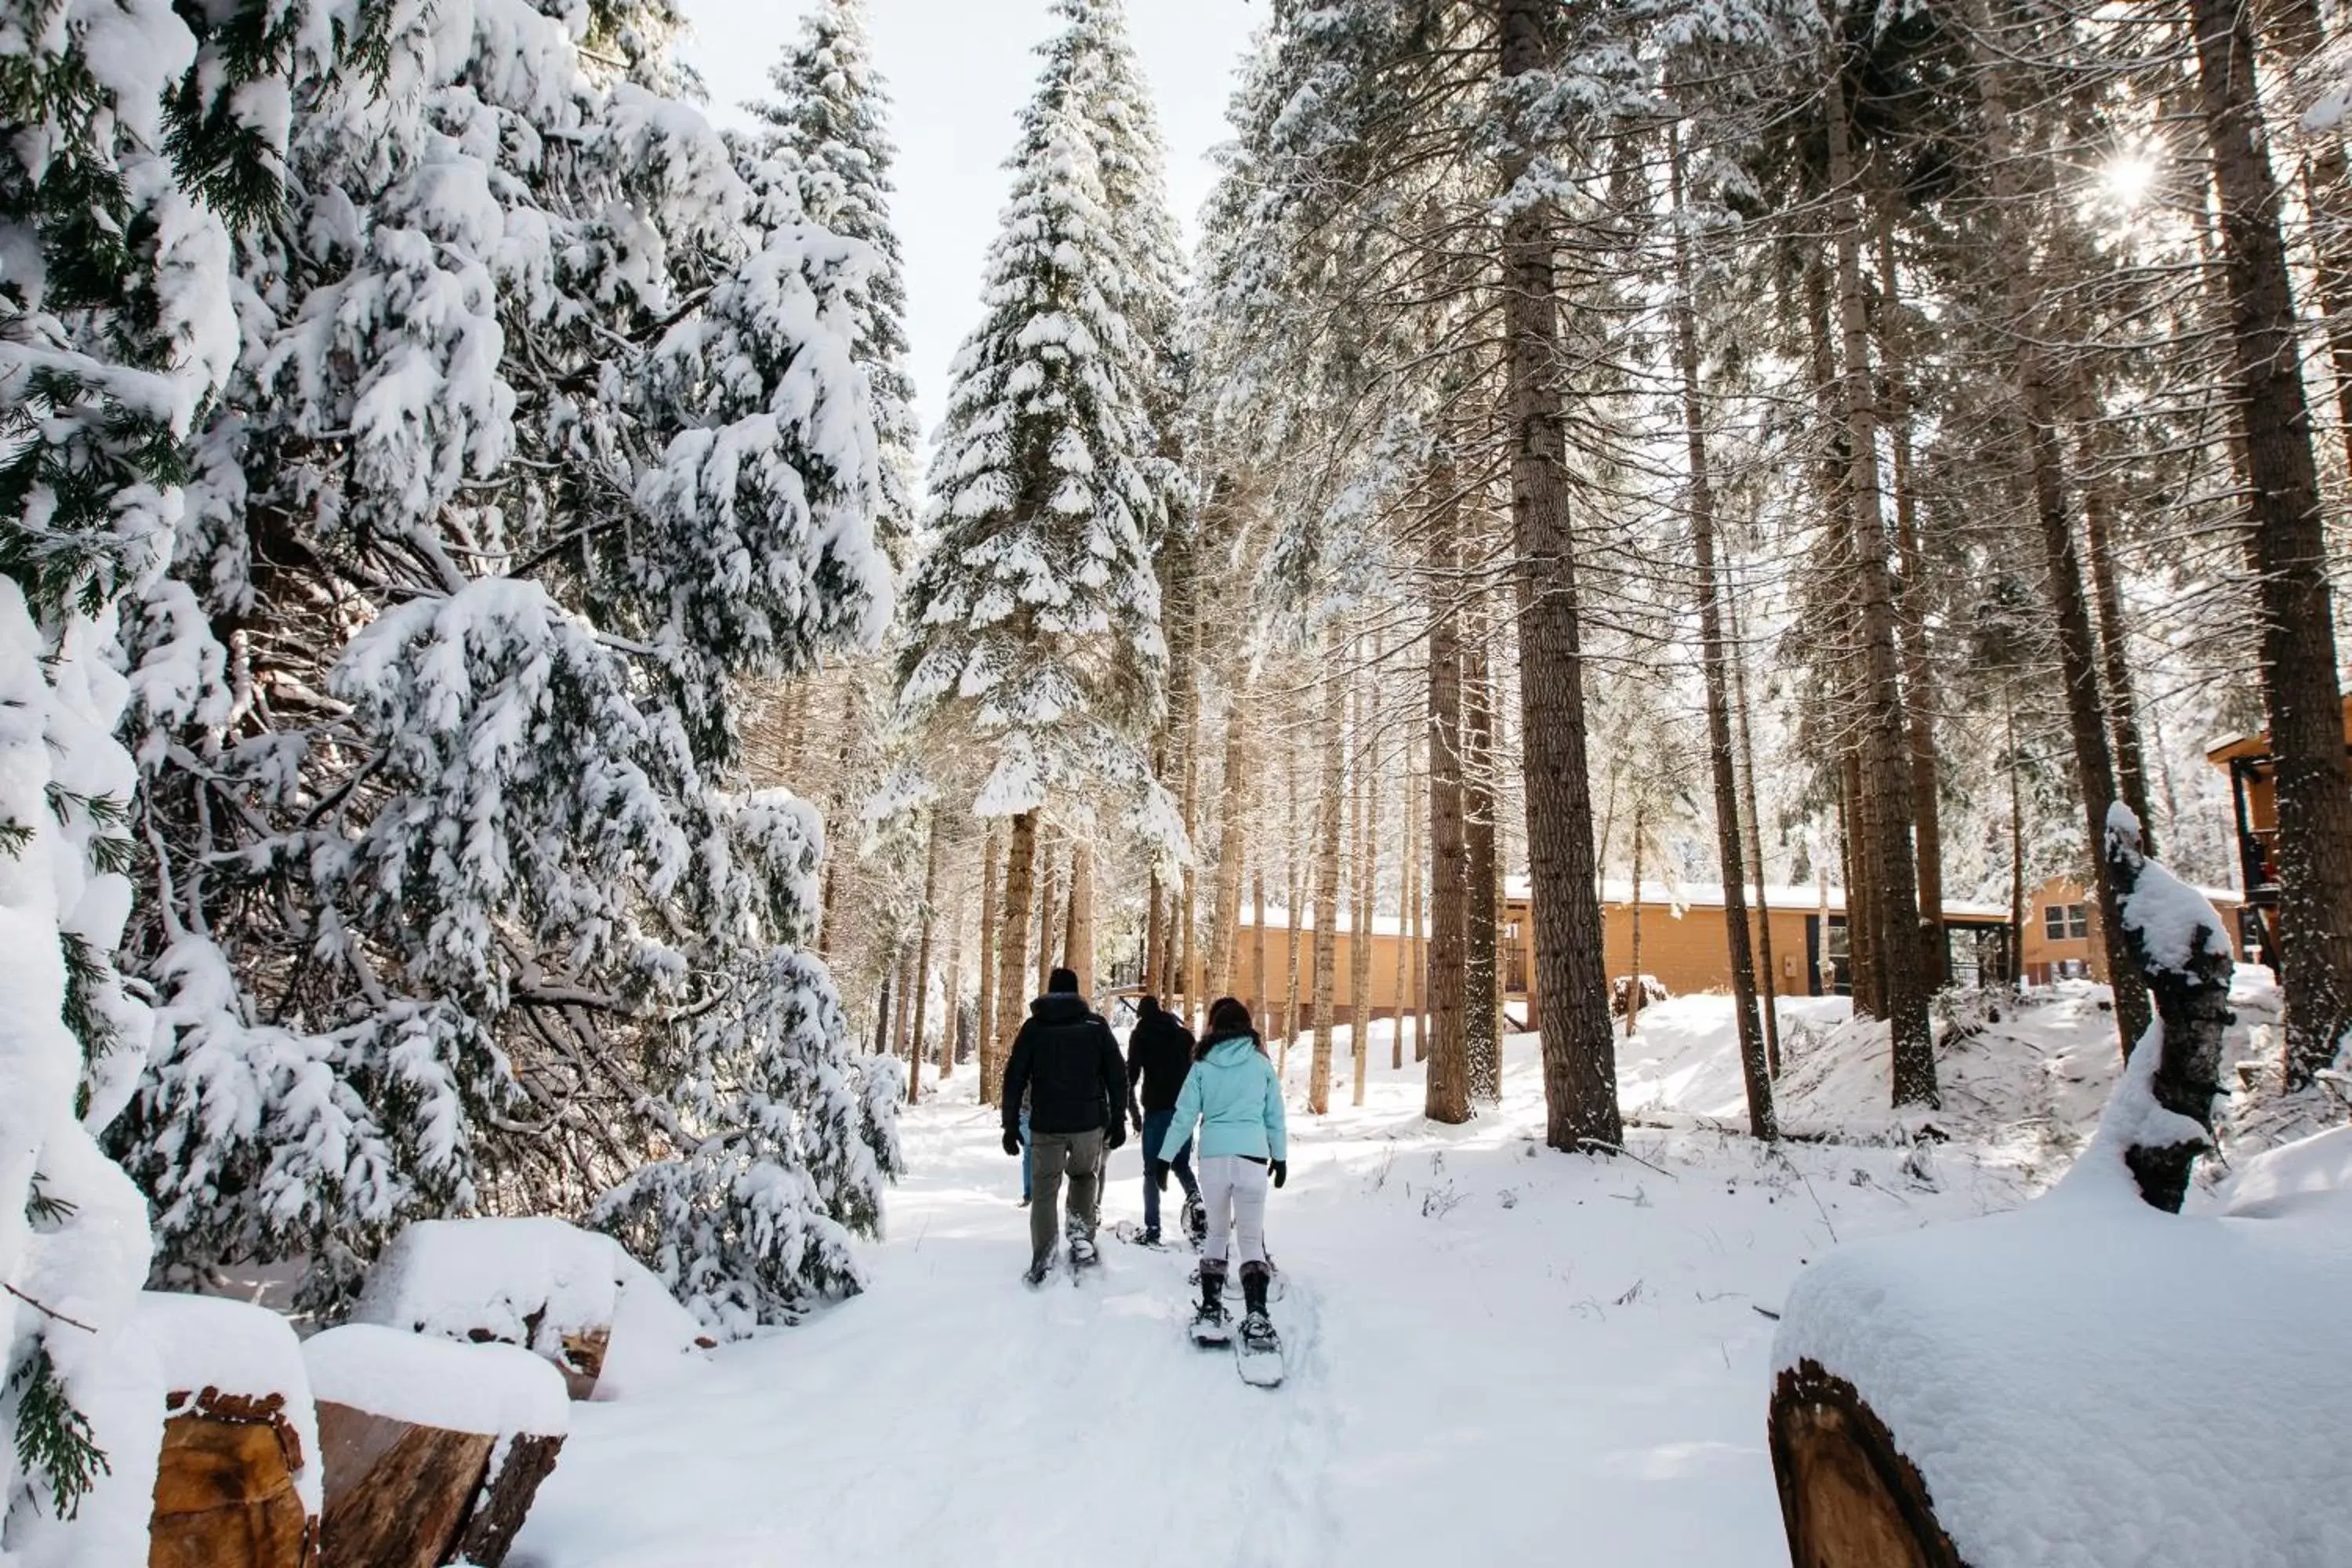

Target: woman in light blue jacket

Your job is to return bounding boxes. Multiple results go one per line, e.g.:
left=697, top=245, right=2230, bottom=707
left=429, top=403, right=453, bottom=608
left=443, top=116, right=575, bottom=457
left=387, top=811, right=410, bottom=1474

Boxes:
left=1153, top=996, right=1287, bottom=1345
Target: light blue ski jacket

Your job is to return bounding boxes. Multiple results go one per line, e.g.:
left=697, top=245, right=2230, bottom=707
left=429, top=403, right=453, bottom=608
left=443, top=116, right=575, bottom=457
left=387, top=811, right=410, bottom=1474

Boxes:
left=1156, top=1033, right=1287, bottom=1163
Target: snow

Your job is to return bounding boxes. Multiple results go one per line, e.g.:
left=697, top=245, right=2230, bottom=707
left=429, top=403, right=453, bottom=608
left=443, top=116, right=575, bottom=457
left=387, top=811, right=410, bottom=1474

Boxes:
left=1773, top=1124, right=2352, bottom=1568
left=133, top=1291, right=324, bottom=1515
left=518, top=1017, right=2060, bottom=1566
left=304, top=1324, right=570, bottom=1439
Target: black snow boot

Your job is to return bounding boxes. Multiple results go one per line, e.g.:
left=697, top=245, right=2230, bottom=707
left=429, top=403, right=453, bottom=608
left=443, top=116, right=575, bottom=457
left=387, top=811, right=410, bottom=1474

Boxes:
left=1182, top=1193, right=1207, bottom=1247
left=1191, top=1261, right=1231, bottom=1343
left=1239, top=1261, right=1276, bottom=1348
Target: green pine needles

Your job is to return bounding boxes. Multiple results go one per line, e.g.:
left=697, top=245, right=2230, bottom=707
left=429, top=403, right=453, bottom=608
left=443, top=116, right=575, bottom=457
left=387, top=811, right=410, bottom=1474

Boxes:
left=7, top=1348, right=110, bottom=1521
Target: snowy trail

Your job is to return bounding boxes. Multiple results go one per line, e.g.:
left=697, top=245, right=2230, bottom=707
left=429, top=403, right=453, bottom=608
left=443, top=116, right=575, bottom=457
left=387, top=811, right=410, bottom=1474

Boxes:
left=516, top=1021, right=2049, bottom=1568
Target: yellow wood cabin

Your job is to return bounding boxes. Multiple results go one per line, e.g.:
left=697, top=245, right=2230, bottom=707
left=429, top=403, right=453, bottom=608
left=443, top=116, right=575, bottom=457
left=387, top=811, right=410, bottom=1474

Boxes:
left=2206, top=693, right=2352, bottom=967
left=2018, top=874, right=2242, bottom=985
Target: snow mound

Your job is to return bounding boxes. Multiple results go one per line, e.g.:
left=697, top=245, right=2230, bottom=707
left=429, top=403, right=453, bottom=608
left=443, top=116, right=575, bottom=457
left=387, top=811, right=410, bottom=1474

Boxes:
left=353, top=1217, right=706, bottom=1395
left=135, top=1291, right=325, bottom=1515
left=305, top=1325, right=569, bottom=1438
left=1774, top=1123, right=2352, bottom=1566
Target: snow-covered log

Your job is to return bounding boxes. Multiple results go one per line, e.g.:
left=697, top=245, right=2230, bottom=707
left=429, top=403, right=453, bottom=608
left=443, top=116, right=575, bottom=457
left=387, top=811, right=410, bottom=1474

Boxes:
left=1769, top=1091, right=2352, bottom=1565
left=143, top=1294, right=323, bottom=1568
left=306, top=1327, right=568, bottom=1568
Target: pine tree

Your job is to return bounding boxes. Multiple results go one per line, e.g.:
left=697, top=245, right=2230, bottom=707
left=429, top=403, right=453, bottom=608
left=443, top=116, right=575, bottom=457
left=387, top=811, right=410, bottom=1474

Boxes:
left=749, top=0, right=920, bottom=561
left=112, top=0, right=900, bottom=1326
left=896, top=20, right=1175, bottom=988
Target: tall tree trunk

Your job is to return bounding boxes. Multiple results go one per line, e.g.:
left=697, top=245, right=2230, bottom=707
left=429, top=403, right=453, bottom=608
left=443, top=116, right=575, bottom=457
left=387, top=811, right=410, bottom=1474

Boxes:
left=989, top=811, right=1039, bottom=1107
left=1310, top=627, right=1345, bottom=1115
left=2193, top=0, right=2352, bottom=1084
left=1875, top=211, right=1946, bottom=984
left=1627, top=803, right=1646, bottom=1036
left=1283, top=761, right=1305, bottom=1069
left=1961, top=0, right=2151, bottom=1062
left=1824, top=49, right=1937, bottom=1106
left=1035, top=833, right=1062, bottom=996
left=1499, top=0, right=1619, bottom=1150
left=1144, top=867, right=1166, bottom=1004
left=2077, top=415, right=2157, bottom=850
left=893, top=947, right=916, bottom=1087
left=1730, top=560, right=1783, bottom=1075
left=1252, top=866, right=1269, bottom=1024
left=1210, top=691, right=1251, bottom=1002
left=1671, top=125, right=1777, bottom=1138
left=2009, top=690, right=2027, bottom=994
left=1425, top=460, right=1472, bottom=1126
left=2264, top=0, right=2352, bottom=466
left=1395, top=754, right=1419, bottom=1072
left=1180, top=669, right=1203, bottom=1029
left=1350, top=667, right=1379, bottom=1108
left=908, top=812, right=942, bottom=1105
left=941, top=845, right=965, bottom=1081
left=977, top=824, right=1000, bottom=1094
left=1464, top=604, right=1501, bottom=1102
left=1065, top=842, right=1094, bottom=998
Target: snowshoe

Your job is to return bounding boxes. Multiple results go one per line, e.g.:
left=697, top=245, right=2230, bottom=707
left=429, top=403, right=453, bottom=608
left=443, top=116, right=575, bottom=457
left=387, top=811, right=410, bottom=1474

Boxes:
left=1235, top=1263, right=1283, bottom=1386
left=1022, top=1254, right=1053, bottom=1288
left=1108, top=1221, right=1165, bottom=1249
left=1181, top=1194, right=1207, bottom=1248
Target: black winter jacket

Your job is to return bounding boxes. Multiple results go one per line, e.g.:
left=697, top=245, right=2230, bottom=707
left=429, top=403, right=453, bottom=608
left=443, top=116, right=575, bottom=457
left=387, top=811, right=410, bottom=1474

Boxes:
left=1127, top=1004, right=1195, bottom=1115
left=1002, top=994, right=1126, bottom=1137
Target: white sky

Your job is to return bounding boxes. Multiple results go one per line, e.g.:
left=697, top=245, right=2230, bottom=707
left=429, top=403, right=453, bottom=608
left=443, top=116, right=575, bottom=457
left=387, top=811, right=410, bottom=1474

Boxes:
left=677, top=0, right=1263, bottom=449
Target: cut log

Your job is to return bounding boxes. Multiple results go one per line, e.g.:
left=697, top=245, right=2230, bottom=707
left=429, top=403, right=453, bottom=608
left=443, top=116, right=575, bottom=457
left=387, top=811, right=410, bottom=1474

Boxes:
left=315, top=1402, right=492, bottom=1568
left=1769, top=1359, right=1965, bottom=1568
left=452, top=1433, right=565, bottom=1565
left=150, top=1388, right=317, bottom=1568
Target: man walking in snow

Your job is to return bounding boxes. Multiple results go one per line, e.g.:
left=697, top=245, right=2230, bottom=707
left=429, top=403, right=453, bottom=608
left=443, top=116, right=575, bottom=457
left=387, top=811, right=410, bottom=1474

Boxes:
left=1126, top=996, right=1203, bottom=1245
left=1001, top=967, right=1127, bottom=1284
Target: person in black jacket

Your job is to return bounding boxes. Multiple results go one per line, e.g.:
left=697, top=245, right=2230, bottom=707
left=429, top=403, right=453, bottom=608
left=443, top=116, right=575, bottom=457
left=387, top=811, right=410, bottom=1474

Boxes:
left=1126, top=996, right=1203, bottom=1244
left=1000, top=967, right=1127, bottom=1284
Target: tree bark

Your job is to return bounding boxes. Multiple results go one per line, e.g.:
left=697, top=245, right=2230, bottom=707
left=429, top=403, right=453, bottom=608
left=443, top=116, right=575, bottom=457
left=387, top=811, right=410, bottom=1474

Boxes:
left=1065, top=841, right=1094, bottom=998
left=1211, top=690, right=1251, bottom=1002
left=1464, top=605, right=1501, bottom=1103
left=1824, top=47, right=1937, bottom=1107
left=1310, top=626, right=1345, bottom=1114
left=1960, top=0, right=2150, bottom=1062
left=908, top=812, right=941, bottom=1105
left=941, top=848, right=965, bottom=1080
left=1425, top=459, right=1472, bottom=1126
left=978, top=824, right=1000, bottom=1095
left=2191, top=0, right=2352, bottom=1084
left=1499, top=0, right=1619, bottom=1151
left=989, top=810, right=1038, bottom=1107
left=1350, top=662, right=1380, bottom=1108
left=1252, top=865, right=1269, bottom=1024
left=1283, top=762, right=1305, bottom=1069
left=2071, top=372, right=2157, bottom=851
left=1395, top=753, right=1419, bottom=1071
left=1875, top=211, right=1946, bottom=985
left=1730, top=561, right=1783, bottom=1075
left=2263, top=0, right=2352, bottom=467
left=1035, top=831, right=1062, bottom=996
left=1627, top=800, right=1647, bottom=1035
left=1672, top=123, right=1777, bottom=1139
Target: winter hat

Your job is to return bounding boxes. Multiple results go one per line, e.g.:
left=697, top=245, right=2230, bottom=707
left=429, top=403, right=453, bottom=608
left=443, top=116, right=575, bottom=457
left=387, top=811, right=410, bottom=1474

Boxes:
left=1207, top=996, right=1252, bottom=1036
left=1048, top=967, right=1081, bottom=994
left=1138, top=994, right=1162, bottom=1016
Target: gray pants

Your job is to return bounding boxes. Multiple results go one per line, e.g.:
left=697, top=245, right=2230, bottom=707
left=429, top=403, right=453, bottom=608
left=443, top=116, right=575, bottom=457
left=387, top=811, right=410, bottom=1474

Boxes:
left=1198, top=1154, right=1269, bottom=1268
left=1029, top=1128, right=1106, bottom=1268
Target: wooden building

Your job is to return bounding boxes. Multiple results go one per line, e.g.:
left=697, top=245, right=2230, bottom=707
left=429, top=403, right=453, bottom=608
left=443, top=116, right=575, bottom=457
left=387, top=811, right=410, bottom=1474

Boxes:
left=1200, top=880, right=2020, bottom=1031
left=2016, top=874, right=2241, bottom=985
left=2205, top=693, right=2352, bottom=967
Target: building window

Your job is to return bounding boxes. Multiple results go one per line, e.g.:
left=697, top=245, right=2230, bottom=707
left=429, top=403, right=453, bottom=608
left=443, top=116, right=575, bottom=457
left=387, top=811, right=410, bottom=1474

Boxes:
left=2067, top=904, right=2089, bottom=940
left=2044, top=905, right=2067, bottom=940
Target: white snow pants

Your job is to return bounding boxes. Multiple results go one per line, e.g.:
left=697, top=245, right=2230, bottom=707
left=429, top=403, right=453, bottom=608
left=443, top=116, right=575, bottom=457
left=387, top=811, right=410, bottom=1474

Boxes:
left=1198, top=1155, right=1269, bottom=1268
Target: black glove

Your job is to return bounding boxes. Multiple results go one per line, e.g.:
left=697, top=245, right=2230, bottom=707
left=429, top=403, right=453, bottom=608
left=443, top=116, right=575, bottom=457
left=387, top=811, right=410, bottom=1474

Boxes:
left=1105, top=1121, right=1127, bottom=1152
left=1129, top=1100, right=1145, bottom=1130
left=1151, top=1160, right=1170, bottom=1193
left=1271, top=1159, right=1287, bottom=1189
left=1002, top=1130, right=1022, bottom=1158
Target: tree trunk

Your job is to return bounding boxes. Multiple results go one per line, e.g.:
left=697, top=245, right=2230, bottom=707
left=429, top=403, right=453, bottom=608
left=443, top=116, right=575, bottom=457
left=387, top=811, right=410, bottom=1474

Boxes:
left=1730, top=561, right=1783, bottom=1074
left=1628, top=801, right=1647, bottom=1035
left=1211, top=690, right=1251, bottom=1002
left=1961, top=0, right=2151, bottom=1062
left=1425, top=459, right=1472, bottom=1126
left=978, top=824, right=1000, bottom=1095
left=1673, top=124, right=1776, bottom=1138
left=1283, top=762, right=1305, bottom=1076
left=1499, top=0, right=1619, bottom=1151
left=2071, top=373, right=2157, bottom=850
left=1310, top=627, right=1345, bottom=1115
left=2009, top=693, right=2027, bottom=995
left=1065, top=841, right=1094, bottom=998
left=1252, top=865, right=1269, bottom=1024
left=1395, top=753, right=1419, bottom=1071
left=941, top=850, right=965, bottom=1080
left=989, top=811, right=1038, bottom=1107
left=1825, top=49, right=1936, bottom=1107
left=908, top=816, right=940, bottom=1104
left=1464, top=607, right=1501, bottom=1103
left=1350, top=664, right=1379, bottom=1108
left=2191, top=0, right=2352, bottom=1084
left=2265, top=0, right=2352, bottom=468
left=1875, top=211, right=1946, bottom=984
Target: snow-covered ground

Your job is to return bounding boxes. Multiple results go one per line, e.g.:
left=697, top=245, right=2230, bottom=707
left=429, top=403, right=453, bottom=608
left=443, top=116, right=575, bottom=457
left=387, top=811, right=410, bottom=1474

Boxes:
left=521, top=984, right=2229, bottom=1568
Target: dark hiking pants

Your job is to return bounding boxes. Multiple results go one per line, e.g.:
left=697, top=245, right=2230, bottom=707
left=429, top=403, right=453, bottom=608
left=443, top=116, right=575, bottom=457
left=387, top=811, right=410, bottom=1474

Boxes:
left=1029, top=1127, right=1105, bottom=1269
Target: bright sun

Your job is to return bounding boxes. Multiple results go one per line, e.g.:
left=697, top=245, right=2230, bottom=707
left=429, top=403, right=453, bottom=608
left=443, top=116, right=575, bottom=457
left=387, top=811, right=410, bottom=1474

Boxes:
left=2103, top=154, right=2158, bottom=206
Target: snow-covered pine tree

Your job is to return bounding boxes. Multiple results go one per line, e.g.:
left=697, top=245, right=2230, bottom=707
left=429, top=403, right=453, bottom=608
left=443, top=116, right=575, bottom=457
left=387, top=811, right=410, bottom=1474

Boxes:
left=896, top=33, right=1176, bottom=1051
left=113, top=0, right=900, bottom=1328
left=1, top=0, right=328, bottom=1551
left=747, top=0, right=918, bottom=564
